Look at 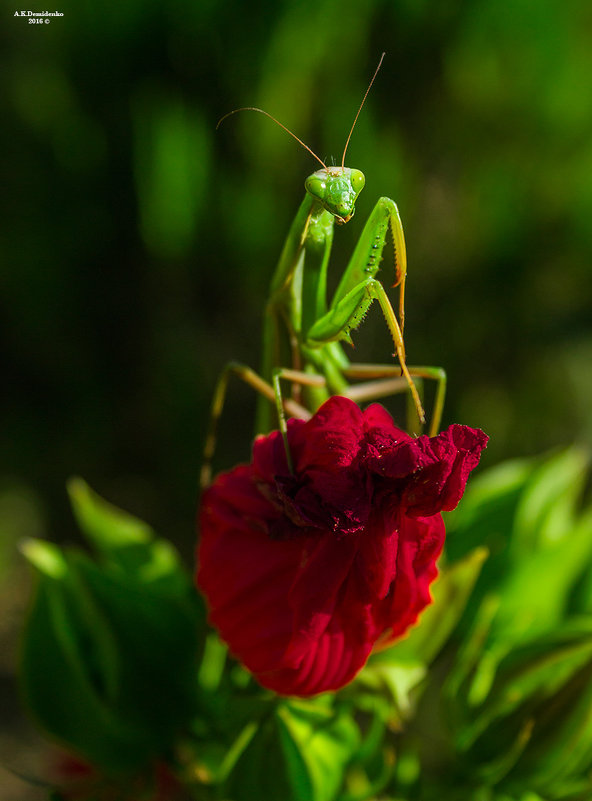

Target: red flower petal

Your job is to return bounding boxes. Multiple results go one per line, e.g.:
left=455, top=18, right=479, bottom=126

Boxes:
left=197, top=396, right=487, bottom=696
left=378, top=514, right=446, bottom=644
left=365, top=422, right=489, bottom=516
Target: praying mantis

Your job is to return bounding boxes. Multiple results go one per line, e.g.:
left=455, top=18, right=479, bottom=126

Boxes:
left=201, top=55, right=446, bottom=487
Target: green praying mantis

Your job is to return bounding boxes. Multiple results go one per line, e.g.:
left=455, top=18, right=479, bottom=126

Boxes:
left=201, top=54, right=446, bottom=487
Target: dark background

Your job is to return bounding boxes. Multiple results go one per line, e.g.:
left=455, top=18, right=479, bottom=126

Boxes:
left=2, top=0, right=592, bottom=794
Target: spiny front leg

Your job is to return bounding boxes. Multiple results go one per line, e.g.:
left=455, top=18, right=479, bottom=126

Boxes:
left=366, top=279, right=424, bottom=424
left=306, top=276, right=425, bottom=425
left=330, top=196, right=408, bottom=343
left=304, top=195, right=422, bottom=420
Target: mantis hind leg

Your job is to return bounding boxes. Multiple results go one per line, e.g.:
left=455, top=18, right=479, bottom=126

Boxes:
left=200, top=362, right=312, bottom=489
left=342, top=364, right=447, bottom=437
left=201, top=361, right=445, bottom=489
left=272, top=367, right=327, bottom=472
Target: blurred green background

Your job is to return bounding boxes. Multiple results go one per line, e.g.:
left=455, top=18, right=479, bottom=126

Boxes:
left=1, top=0, right=592, bottom=794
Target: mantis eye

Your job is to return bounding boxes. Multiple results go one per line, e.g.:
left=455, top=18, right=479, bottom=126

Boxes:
left=305, top=174, right=327, bottom=201
left=350, top=169, right=365, bottom=195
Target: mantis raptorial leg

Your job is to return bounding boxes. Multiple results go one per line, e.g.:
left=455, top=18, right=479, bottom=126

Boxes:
left=202, top=54, right=447, bottom=486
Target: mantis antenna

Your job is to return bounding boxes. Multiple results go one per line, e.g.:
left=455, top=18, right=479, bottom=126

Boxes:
left=216, top=107, right=328, bottom=170
left=341, top=52, right=386, bottom=170
left=217, top=54, right=386, bottom=173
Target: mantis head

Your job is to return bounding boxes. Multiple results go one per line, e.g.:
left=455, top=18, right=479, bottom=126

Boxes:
left=305, top=168, right=365, bottom=224
left=217, top=54, right=383, bottom=226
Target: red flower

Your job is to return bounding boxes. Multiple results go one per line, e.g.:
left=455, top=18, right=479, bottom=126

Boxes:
left=197, top=396, right=487, bottom=697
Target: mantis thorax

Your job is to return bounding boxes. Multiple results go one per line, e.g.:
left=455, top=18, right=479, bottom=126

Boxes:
left=305, top=168, right=365, bottom=225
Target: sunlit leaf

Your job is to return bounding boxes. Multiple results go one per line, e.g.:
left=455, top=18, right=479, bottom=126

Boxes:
left=383, top=546, right=489, bottom=666
left=223, top=700, right=358, bottom=801
left=20, top=528, right=203, bottom=773
left=488, top=508, right=592, bottom=646
left=68, top=477, right=153, bottom=548
left=460, top=625, right=592, bottom=753
left=445, top=458, right=535, bottom=565
left=511, top=448, right=589, bottom=555
left=20, top=563, right=150, bottom=772
left=67, top=477, right=186, bottom=593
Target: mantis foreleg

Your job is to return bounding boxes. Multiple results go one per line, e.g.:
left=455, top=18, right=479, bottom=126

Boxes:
left=308, top=277, right=424, bottom=423
left=305, top=197, right=425, bottom=421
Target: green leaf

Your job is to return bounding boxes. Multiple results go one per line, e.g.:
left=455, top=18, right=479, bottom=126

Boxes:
left=474, top=718, right=534, bottom=786
left=279, top=701, right=360, bottom=801
left=444, top=594, right=507, bottom=724
left=21, top=539, right=122, bottom=706
left=488, top=508, right=592, bottom=647
left=511, top=448, right=589, bottom=556
left=20, top=536, right=203, bottom=773
left=358, top=661, right=426, bottom=721
left=443, top=459, right=536, bottom=639
left=512, top=659, right=592, bottom=794
left=67, top=477, right=153, bottom=549
left=67, top=477, right=186, bottom=594
left=382, top=546, right=489, bottom=666
left=21, top=538, right=68, bottom=579
left=566, top=508, right=592, bottom=614
left=72, top=554, right=202, bottom=737
left=356, top=548, right=487, bottom=725
left=487, top=793, right=547, bottom=801
left=460, top=625, right=592, bottom=753
left=20, top=568, right=151, bottom=772
left=223, top=700, right=359, bottom=801
left=223, top=713, right=294, bottom=801
left=445, top=458, right=535, bottom=565
left=445, top=450, right=590, bottom=636
left=445, top=448, right=592, bottom=655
